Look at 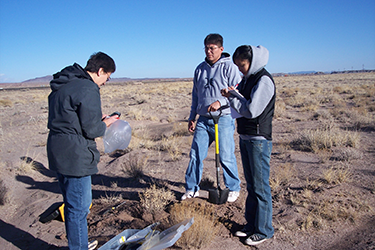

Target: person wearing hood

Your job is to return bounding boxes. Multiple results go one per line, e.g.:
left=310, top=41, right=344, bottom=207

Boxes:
left=47, top=52, right=118, bottom=250
left=182, top=33, right=242, bottom=202
left=221, top=45, right=275, bottom=246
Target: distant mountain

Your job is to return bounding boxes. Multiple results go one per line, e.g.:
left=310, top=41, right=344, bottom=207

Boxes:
left=288, top=71, right=317, bottom=75
left=21, top=75, right=133, bottom=84
left=22, top=75, right=53, bottom=83
left=0, top=75, right=189, bottom=89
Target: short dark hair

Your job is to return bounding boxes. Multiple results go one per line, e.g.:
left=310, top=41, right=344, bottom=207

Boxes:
left=233, top=45, right=253, bottom=63
left=84, top=52, right=116, bottom=73
left=204, top=33, right=223, bottom=47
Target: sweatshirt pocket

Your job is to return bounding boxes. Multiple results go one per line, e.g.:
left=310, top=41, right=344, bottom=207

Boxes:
left=87, top=140, right=100, bottom=164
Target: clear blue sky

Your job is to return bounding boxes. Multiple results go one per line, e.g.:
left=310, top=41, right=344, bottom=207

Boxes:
left=0, top=0, right=374, bottom=83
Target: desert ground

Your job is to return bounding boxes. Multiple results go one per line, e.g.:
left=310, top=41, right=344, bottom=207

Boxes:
left=0, top=72, right=374, bottom=250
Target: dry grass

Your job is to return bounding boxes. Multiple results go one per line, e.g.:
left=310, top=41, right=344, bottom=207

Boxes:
left=18, top=153, right=41, bottom=173
left=0, top=98, right=13, bottom=107
left=139, top=184, right=175, bottom=215
left=291, top=125, right=360, bottom=153
left=98, top=192, right=123, bottom=204
left=158, top=135, right=183, bottom=161
left=120, top=154, right=147, bottom=180
left=129, top=126, right=155, bottom=150
left=169, top=200, right=218, bottom=249
left=323, top=163, right=351, bottom=185
left=333, top=147, right=363, bottom=161
left=270, top=163, right=296, bottom=191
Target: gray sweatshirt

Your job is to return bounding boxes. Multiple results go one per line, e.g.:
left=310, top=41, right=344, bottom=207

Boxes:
left=189, top=53, right=242, bottom=121
left=228, top=45, right=275, bottom=140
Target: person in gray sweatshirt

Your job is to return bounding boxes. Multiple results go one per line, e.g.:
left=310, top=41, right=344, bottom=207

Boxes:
left=182, top=33, right=242, bottom=202
left=221, top=45, right=275, bottom=246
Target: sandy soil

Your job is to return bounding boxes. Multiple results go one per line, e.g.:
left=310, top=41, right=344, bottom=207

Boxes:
left=0, top=73, right=374, bottom=250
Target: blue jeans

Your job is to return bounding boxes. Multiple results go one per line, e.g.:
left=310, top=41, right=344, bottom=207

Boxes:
left=185, top=115, right=241, bottom=192
left=57, top=173, right=92, bottom=250
left=239, top=138, right=274, bottom=238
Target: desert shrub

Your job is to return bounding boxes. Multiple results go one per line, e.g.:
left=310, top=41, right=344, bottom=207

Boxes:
left=344, top=109, right=375, bottom=130
left=99, top=192, right=123, bottom=204
left=139, top=184, right=175, bottom=215
left=0, top=179, right=9, bottom=205
left=291, top=125, right=360, bottom=153
left=18, top=156, right=39, bottom=173
left=169, top=200, right=218, bottom=249
left=323, top=163, right=351, bottom=185
left=311, top=110, right=332, bottom=121
left=281, top=87, right=299, bottom=97
left=316, top=149, right=333, bottom=163
left=298, top=195, right=370, bottom=231
left=127, top=106, right=145, bottom=120
left=0, top=98, right=13, bottom=107
left=274, top=98, right=286, bottom=119
left=121, top=155, right=147, bottom=180
left=333, top=85, right=353, bottom=94
left=332, top=147, right=363, bottom=161
left=270, top=163, right=296, bottom=191
left=305, top=177, right=324, bottom=191
left=158, top=135, right=183, bottom=161
left=274, top=137, right=291, bottom=155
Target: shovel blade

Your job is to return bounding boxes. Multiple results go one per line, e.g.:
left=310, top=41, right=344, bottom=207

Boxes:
left=208, top=187, right=229, bottom=204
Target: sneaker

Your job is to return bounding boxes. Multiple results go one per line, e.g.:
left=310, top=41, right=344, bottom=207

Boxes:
left=181, top=191, right=199, bottom=200
left=234, top=228, right=252, bottom=237
left=88, top=240, right=98, bottom=250
left=227, top=191, right=239, bottom=202
left=245, top=234, right=268, bottom=246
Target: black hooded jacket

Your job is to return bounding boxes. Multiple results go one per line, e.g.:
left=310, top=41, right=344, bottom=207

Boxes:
left=47, top=63, right=106, bottom=176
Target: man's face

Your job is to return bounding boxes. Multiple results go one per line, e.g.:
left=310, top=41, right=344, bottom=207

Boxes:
left=94, top=68, right=111, bottom=87
left=205, top=43, right=224, bottom=64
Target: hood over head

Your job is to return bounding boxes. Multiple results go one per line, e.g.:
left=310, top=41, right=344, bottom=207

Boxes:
left=50, top=63, right=92, bottom=91
left=247, top=45, right=269, bottom=77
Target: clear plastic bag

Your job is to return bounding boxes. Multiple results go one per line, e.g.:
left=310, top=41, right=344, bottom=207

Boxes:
left=103, top=120, right=132, bottom=153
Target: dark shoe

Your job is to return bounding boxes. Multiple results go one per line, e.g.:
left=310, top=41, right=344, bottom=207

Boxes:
left=245, top=234, right=268, bottom=246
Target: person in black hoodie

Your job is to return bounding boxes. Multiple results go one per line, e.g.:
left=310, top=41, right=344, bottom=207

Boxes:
left=47, top=52, right=118, bottom=250
left=221, top=45, right=275, bottom=246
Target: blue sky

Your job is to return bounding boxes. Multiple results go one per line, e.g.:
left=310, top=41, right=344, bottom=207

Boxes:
left=0, top=0, right=374, bottom=83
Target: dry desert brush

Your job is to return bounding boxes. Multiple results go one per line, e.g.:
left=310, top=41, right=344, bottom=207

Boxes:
left=169, top=200, right=219, bottom=249
left=120, top=154, right=147, bottom=180
left=291, top=123, right=360, bottom=153
left=139, top=184, right=175, bottom=215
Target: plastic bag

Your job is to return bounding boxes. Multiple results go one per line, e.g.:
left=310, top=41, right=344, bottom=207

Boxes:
left=137, top=218, right=194, bottom=250
left=98, top=222, right=159, bottom=250
left=98, top=219, right=194, bottom=250
left=103, top=120, right=132, bottom=153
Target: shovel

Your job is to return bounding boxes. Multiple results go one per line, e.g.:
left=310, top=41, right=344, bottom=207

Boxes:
left=208, top=110, right=229, bottom=204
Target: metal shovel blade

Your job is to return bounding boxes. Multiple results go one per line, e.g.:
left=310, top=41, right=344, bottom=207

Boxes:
left=208, top=187, right=229, bottom=204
